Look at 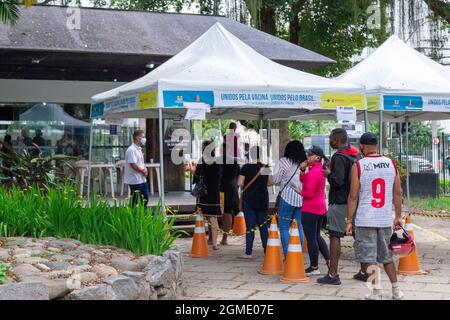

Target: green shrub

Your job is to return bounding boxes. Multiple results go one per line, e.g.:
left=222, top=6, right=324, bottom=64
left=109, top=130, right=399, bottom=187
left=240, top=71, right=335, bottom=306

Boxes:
left=0, top=264, right=11, bottom=284
left=0, top=185, right=186, bottom=256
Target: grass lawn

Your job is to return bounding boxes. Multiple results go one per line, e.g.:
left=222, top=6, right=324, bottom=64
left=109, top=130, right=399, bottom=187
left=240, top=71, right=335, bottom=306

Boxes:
left=410, top=196, right=450, bottom=212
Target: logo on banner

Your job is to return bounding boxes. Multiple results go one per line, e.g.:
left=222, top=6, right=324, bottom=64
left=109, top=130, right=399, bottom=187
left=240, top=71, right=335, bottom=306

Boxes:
left=163, top=91, right=214, bottom=108
left=383, top=95, right=423, bottom=111
left=321, top=93, right=365, bottom=110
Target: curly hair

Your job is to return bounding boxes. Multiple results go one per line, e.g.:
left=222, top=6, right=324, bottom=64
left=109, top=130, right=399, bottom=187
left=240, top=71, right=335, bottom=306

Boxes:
left=283, top=140, right=307, bottom=164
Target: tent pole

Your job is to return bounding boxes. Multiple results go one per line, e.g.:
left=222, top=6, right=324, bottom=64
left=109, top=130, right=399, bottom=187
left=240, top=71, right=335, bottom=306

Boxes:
left=405, top=117, right=410, bottom=211
left=364, top=94, right=369, bottom=133
left=87, top=119, right=94, bottom=204
left=158, top=107, right=165, bottom=213
left=379, top=110, right=383, bottom=154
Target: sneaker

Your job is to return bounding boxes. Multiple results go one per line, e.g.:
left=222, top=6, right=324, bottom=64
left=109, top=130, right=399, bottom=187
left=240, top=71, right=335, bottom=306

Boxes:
left=238, top=254, right=253, bottom=259
left=305, top=266, right=321, bottom=276
left=353, top=270, right=369, bottom=282
left=392, top=287, right=404, bottom=300
left=365, top=292, right=382, bottom=300
left=317, top=273, right=341, bottom=285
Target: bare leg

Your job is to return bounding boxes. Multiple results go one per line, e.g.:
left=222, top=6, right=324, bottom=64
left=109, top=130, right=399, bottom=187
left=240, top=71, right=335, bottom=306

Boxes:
left=221, top=213, right=232, bottom=245
left=208, top=217, right=219, bottom=250
left=383, top=263, right=398, bottom=283
left=329, top=236, right=341, bottom=276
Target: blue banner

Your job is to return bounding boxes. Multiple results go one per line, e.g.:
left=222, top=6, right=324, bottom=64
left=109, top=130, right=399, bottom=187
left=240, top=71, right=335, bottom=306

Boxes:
left=163, top=90, right=214, bottom=108
left=383, top=95, right=423, bottom=111
left=90, top=102, right=105, bottom=118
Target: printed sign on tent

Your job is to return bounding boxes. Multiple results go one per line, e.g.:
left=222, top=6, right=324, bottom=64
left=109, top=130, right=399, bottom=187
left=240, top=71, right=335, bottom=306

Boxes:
left=184, top=102, right=210, bottom=120
left=336, top=106, right=357, bottom=123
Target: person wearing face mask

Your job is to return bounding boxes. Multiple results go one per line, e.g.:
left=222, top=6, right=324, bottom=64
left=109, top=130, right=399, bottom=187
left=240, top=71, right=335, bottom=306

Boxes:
left=124, top=130, right=149, bottom=207
left=295, top=145, right=330, bottom=276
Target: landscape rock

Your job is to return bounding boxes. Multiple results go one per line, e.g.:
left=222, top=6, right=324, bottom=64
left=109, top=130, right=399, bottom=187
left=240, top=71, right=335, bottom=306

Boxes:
left=144, top=256, right=175, bottom=287
left=15, top=256, right=49, bottom=265
left=79, top=272, right=97, bottom=283
left=91, top=264, right=118, bottom=278
left=35, top=263, right=51, bottom=272
left=104, top=275, right=139, bottom=300
left=112, top=257, right=140, bottom=272
left=45, top=279, right=71, bottom=300
left=68, top=284, right=108, bottom=300
left=0, top=282, right=49, bottom=300
left=44, top=261, right=71, bottom=271
left=12, top=264, right=40, bottom=278
left=0, top=249, right=10, bottom=260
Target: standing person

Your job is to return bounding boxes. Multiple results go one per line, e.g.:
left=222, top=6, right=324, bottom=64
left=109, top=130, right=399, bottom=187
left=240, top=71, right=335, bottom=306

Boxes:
left=271, top=140, right=307, bottom=257
left=220, top=145, right=240, bottom=245
left=223, top=122, right=243, bottom=162
left=193, top=140, right=222, bottom=250
left=296, top=146, right=330, bottom=276
left=124, top=130, right=149, bottom=208
left=345, top=133, right=404, bottom=300
left=318, top=128, right=361, bottom=285
left=237, top=146, right=269, bottom=259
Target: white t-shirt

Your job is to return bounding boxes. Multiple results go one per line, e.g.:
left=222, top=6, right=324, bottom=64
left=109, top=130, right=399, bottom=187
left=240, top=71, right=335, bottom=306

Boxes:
left=124, top=144, right=146, bottom=185
left=355, top=155, right=397, bottom=228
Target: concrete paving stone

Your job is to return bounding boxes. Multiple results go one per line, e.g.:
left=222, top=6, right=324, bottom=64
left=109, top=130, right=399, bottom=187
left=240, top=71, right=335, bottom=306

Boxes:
left=183, top=285, right=210, bottom=297
left=225, top=266, right=263, bottom=273
left=247, top=291, right=304, bottom=300
left=424, top=284, right=450, bottom=293
left=286, top=284, right=340, bottom=296
left=198, top=288, right=256, bottom=299
left=232, top=274, right=281, bottom=283
left=237, top=282, right=292, bottom=292
left=192, top=265, right=233, bottom=273
left=401, top=291, right=446, bottom=300
left=302, top=295, right=353, bottom=300
left=403, top=275, right=448, bottom=284
left=335, top=288, right=370, bottom=299
left=187, top=272, right=238, bottom=281
left=199, top=280, right=245, bottom=290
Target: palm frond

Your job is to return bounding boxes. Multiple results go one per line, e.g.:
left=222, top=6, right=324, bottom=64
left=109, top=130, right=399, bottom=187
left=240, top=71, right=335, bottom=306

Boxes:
left=0, top=0, right=20, bottom=26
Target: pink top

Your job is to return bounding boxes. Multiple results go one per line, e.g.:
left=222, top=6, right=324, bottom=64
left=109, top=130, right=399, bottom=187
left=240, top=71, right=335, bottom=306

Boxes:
left=300, top=162, right=327, bottom=215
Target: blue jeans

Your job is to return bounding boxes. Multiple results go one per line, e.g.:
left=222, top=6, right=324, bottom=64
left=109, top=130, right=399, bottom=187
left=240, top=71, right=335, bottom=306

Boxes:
left=278, top=197, right=304, bottom=256
left=129, top=182, right=149, bottom=208
left=243, top=201, right=269, bottom=255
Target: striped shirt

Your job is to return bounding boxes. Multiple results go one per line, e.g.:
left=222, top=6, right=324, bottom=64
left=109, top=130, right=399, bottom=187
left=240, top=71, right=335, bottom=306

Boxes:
left=272, top=157, right=302, bottom=207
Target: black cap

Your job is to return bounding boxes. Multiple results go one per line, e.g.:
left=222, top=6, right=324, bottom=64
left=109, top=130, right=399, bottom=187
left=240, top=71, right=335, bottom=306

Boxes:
left=306, top=145, right=326, bottom=160
left=360, top=132, right=378, bottom=145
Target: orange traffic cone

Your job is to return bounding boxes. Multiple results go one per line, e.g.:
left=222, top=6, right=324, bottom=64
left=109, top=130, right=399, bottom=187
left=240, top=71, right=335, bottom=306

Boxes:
left=190, top=211, right=209, bottom=258
left=280, top=219, right=309, bottom=283
left=397, top=215, right=428, bottom=275
left=259, top=216, right=283, bottom=275
left=233, top=211, right=247, bottom=236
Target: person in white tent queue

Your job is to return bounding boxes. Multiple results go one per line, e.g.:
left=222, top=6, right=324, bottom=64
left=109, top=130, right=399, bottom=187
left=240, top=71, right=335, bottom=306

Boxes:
left=124, top=130, right=149, bottom=208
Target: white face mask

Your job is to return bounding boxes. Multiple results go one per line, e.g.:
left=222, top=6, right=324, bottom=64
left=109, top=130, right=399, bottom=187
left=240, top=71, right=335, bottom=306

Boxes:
left=140, top=137, right=147, bottom=146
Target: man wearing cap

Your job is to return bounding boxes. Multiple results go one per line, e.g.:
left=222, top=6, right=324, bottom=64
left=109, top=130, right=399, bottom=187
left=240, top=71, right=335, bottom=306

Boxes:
left=345, top=133, right=404, bottom=300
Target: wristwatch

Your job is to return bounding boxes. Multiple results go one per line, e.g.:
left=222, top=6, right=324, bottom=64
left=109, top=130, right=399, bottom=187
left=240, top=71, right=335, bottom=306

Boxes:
left=344, top=217, right=352, bottom=224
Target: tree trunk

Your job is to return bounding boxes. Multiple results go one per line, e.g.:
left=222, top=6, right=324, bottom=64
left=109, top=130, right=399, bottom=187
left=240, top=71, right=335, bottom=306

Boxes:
left=289, top=1, right=306, bottom=45
left=423, top=0, right=450, bottom=23
left=259, top=5, right=277, bottom=35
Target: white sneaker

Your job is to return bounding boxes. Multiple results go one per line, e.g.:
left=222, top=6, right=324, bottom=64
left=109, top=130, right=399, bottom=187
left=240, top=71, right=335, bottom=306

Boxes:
left=365, top=289, right=382, bottom=300
left=392, top=288, right=404, bottom=300
left=238, top=254, right=253, bottom=259
left=305, top=266, right=321, bottom=276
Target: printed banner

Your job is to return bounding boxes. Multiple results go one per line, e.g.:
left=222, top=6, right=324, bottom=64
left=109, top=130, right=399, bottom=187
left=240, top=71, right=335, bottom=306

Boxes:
left=383, top=95, right=423, bottom=111
left=216, top=91, right=321, bottom=108
left=163, top=90, right=214, bottom=108
left=367, top=96, right=380, bottom=111
left=423, top=96, right=450, bottom=112
left=321, top=93, right=365, bottom=110
left=104, top=94, right=139, bottom=115
left=90, top=102, right=105, bottom=118
left=137, top=91, right=157, bottom=110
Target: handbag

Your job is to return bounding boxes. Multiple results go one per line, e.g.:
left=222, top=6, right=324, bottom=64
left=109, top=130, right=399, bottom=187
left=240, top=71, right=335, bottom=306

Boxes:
left=274, top=163, right=301, bottom=209
left=238, top=167, right=263, bottom=212
left=191, top=165, right=208, bottom=198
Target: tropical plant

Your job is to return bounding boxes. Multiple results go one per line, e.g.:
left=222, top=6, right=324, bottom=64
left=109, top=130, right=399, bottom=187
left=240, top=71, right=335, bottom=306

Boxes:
left=0, top=184, right=186, bottom=255
left=0, top=0, right=20, bottom=25
left=0, top=141, right=77, bottom=191
left=0, top=264, right=11, bottom=284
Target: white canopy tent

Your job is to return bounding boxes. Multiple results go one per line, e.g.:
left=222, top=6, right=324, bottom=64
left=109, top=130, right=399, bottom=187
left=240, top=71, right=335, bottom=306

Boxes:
left=90, top=22, right=365, bottom=207
left=291, top=35, right=450, bottom=204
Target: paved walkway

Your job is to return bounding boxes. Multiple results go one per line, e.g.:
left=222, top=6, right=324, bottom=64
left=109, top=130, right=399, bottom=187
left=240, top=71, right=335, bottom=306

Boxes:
left=174, top=215, right=450, bottom=300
